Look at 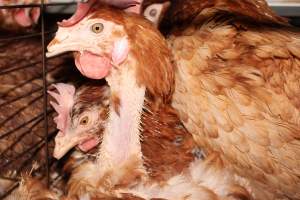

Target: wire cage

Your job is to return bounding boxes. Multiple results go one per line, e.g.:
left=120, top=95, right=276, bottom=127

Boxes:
left=0, top=1, right=86, bottom=198
left=0, top=1, right=300, bottom=199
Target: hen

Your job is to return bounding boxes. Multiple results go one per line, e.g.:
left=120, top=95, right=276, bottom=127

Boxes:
left=48, top=81, right=250, bottom=200
left=47, top=6, right=174, bottom=188
left=46, top=2, right=300, bottom=199
left=0, top=0, right=40, bottom=31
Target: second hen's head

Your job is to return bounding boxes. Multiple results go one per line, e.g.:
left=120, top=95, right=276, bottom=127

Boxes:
left=48, top=83, right=109, bottom=159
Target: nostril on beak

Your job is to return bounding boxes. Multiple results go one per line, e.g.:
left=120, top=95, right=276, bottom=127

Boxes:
left=47, top=38, right=60, bottom=49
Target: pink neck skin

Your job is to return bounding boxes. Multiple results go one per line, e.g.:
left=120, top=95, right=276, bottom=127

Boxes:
left=98, top=61, right=145, bottom=170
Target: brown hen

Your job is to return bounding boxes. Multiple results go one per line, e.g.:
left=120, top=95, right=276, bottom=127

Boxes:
left=46, top=2, right=300, bottom=199
left=158, top=1, right=300, bottom=199
left=49, top=82, right=250, bottom=200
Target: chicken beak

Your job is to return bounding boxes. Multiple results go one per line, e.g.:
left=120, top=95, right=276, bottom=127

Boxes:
left=53, top=132, right=83, bottom=159
left=46, top=29, right=81, bottom=58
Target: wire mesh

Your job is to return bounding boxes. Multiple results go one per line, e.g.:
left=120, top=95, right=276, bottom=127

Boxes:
left=0, top=1, right=85, bottom=198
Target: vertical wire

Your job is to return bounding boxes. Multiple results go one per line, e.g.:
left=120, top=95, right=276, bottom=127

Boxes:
left=41, top=0, right=50, bottom=187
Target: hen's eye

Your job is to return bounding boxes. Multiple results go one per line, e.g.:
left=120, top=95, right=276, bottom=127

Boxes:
left=149, top=9, right=157, bottom=17
left=91, top=23, right=104, bottom=33
left=80, top=116, right=89, bottom=125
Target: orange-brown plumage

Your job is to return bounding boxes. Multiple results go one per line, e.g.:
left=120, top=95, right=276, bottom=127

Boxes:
left=5, top=175, right=58, bottom=200
left=156, top=1, right=300, bottom=199
left=55, top=82, right=250, bottom=200
left=47, top=6, right=176, bottom=189
left=143, top=0, right=288, bottom=32
left=46, top=2, right=300, bottom=199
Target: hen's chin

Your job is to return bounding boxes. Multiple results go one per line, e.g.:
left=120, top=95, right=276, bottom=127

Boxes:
left=74, top=51, right=112, bottom=80
left=78, top=137, right=100, bottom=152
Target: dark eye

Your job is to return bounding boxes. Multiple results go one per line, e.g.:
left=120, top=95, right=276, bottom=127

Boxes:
left=80, top=116, right=89, bottom=125
left=91, top=23, right=104, bottom=33
left=149, top=9, right=157, bottom=17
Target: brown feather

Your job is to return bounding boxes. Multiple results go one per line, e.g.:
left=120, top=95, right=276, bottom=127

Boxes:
left=145, top=0, right=289, bottom=33
left=64, top=83, right=250, bottom=200
left=170, top=11, right=300, bottom=200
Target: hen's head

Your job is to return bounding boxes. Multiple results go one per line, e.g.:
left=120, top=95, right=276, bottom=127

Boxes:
left=47, top=6, right=174, bottom=101
left=48, top=83, right=109, bottom=159
left=47, top=8, right=131, bottom=79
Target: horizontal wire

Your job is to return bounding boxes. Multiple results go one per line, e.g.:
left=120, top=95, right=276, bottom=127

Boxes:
left=0, top=60, right=41, bottom=75
left=0, top=58, right=27, bottom=70
left=0, top=94, right=43, bottom=127
left=0, top=129, right=56, bottom=174
left=0, top=1, right=85, bottom=9
left=0, top=182, right=19, bottom=199
left=0, top=87, right=44, bottom=107
left=16, top=130, right=57, bottom=174
left=0, top=53, right=69, bottom=75
left=0, top=113, right=43, bottom=140
left=0, top=136, right=45, bottom=169
left=0, top=117, right=44, bottom=160
left=0, top=130, right=58, bottom=198
left=0, top=79, right=69, bottom=107
left=0, top=176, right=19, bottom=182
left=0, top=30, right=55, bottom=43
left=0, top=65, right=60, bottom=98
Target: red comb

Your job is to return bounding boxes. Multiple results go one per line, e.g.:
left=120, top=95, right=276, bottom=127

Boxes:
left=48, top=83, right=75, bottom=133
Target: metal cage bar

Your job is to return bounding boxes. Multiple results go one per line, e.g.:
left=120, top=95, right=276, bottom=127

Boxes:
left=40, top=0, right=50, bottom=187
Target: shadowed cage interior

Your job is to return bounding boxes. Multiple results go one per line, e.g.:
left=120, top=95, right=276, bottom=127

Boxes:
left=0, top=1, right=87, bottom=198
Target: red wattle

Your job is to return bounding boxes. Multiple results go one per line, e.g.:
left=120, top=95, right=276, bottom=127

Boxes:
left=78, top=137, right=100, bottom=152
left=74, top=51, right=112, bottom=79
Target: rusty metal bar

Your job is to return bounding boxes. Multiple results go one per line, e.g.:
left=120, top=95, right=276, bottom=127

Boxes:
left=0, top=2, right=81, bottom=9
left=41, top=0, right=50, bottom=187
left=0, top=0, right=80, bottom=197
